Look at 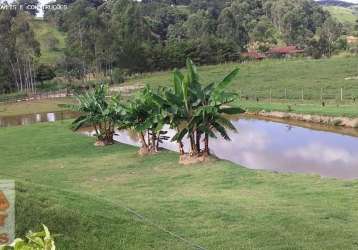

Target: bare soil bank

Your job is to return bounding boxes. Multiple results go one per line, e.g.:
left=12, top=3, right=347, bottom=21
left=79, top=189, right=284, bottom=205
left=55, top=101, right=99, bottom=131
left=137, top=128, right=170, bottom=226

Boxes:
left=249, top=110, right=358, bottom=129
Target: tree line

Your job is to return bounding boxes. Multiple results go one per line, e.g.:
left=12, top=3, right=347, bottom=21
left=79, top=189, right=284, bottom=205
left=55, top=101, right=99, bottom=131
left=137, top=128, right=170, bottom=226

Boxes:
left=46, top=0, right=343, bottom=74
left=0, top=9, right=40, bottom=93
left=0, top=0, right=346, bottom=93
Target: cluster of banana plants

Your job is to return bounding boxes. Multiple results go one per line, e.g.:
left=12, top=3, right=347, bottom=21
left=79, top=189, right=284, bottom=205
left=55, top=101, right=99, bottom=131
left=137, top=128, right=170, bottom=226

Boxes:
left=152, top=59, right=245, bottom=157
left=70, top=59, right=244, bottom=159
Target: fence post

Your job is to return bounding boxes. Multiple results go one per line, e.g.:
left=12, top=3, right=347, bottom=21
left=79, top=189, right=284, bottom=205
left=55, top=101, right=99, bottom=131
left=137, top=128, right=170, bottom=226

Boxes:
left=320, top=88, right=323, bottom=102
left=341, top=88, right=343, bottom=102
left=301, top=89, right=304, bottom=101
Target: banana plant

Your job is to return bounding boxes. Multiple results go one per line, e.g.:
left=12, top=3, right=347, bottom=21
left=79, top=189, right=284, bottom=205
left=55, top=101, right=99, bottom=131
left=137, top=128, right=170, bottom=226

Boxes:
left=158, top=58, right=245, bottom=157
left=69, top=84, right=125, bottom=145
left=189, top=68, right=245, bottom=155
left=150, top=59, right=201, bottom=155
left=121, top=86, right=168, bottom=153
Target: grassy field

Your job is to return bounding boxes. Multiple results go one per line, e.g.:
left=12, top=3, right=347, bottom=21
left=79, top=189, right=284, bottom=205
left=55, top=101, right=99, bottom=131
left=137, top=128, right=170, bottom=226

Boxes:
left=241, top=99, right=358, bottom=117
left=127, top=57, right=358, bottom=98
left=0, top=98, right=74, bottom=117
left=2, top=57, right=358, bottom=118
left=126, top=57, right=358, bottom=117
left=324, top=6, right=357, bottom=26
left=1, top=121, right=358, bottom=249
left=31, top=19, right=66, bottom=64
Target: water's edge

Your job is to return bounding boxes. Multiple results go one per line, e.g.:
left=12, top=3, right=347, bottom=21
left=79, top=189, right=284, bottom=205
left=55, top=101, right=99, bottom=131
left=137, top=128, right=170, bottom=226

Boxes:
left=249, top=110, right=358, bottom=129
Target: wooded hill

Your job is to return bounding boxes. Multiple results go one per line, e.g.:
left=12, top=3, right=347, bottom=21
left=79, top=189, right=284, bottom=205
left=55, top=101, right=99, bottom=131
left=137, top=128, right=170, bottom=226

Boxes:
left=0, top=0, right=350, bottom=93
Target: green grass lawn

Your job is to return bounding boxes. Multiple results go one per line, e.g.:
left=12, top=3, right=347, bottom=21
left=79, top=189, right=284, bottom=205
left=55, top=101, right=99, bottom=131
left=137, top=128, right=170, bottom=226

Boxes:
left=126, top=57, right=358, bottom=117
left=241, top=99, right=358, bottom=117
left=0, top=98, right=74, bottom=117
left=31, top=19, right=66, bottom=64
left=1, top=121, right=358, bottom=249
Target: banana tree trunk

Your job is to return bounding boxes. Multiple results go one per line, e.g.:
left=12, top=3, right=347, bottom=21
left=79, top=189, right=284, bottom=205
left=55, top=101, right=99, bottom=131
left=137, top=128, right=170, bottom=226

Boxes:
left=139, top=132, right=148, bottom=149
left=189, top=133, right=198, bottom=156
left=151, top=131, right=157, bottom=152
left=204, top=133, right=210, bottom=156
left=196, top=131, right=202, bottom=154
left=178, top=141, right=185, bottom=155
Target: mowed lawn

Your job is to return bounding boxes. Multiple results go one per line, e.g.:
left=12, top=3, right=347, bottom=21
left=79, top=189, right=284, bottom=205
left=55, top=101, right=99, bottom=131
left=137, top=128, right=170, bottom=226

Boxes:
left=1, top=121, right=358, bottom=249
left=0, top=98, right=74, bottom=117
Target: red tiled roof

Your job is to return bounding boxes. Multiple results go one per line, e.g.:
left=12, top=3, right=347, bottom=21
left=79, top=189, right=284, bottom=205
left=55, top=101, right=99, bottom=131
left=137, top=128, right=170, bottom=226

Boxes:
left=267, top=46, right=304, bottom=54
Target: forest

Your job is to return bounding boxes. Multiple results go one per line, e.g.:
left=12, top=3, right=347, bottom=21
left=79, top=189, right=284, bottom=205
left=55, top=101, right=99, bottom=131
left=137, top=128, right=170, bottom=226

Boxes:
left=0, top=0, right=351, bottom=93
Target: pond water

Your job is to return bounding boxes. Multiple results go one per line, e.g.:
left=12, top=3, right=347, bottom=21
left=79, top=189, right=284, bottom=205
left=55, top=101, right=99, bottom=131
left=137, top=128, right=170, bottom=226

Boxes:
left=111, top=117, right=358, bottom=180
left=0, top=111, right=78, bottom=127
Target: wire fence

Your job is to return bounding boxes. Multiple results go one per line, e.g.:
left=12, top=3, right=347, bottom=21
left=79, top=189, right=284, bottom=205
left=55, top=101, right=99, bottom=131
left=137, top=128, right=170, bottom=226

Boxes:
left=0, top=90, right=72, bottom=104
left=238, top=87, right=358, bottom=104
left=2, top=87, right=358, bottom=106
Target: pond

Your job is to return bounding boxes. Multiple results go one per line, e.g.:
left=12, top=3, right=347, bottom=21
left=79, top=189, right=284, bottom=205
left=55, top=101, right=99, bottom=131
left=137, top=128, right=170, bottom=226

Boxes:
left=0, top=111, right=78, bottom=127
left=111, top=117, right=358, bottom=180
left=2, top=111, right=358, bottom=179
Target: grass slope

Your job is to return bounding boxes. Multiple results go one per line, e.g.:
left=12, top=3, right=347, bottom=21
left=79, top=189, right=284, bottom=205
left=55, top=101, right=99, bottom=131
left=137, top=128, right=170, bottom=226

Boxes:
left=126, top=57, right=358, bottom=117
left=31, top=19, right=66, bottom=65
left=324, top=6, right=357, bottom=25
left=1, top=121, right=358, bottom=249
left=0, top=98, right=74, bottom=117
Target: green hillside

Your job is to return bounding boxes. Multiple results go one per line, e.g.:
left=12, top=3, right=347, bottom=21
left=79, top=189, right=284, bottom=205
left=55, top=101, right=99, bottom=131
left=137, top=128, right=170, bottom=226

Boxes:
left=31, top=19, right=66, bottom=65
left=324, top=6, right=357, bottom=26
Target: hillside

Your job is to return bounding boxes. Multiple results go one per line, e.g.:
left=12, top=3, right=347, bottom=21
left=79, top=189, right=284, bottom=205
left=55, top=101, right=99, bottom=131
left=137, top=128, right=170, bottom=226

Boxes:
left=323, top=5, right=357, bottom=26
left=31, top=19, right=66, bottom=65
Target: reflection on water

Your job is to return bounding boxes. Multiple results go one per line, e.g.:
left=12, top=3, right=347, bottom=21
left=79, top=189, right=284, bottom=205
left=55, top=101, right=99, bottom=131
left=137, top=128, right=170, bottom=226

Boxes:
left=0, top=111, right=78, bottom=127
left=111, top=118, right=358, bottom=179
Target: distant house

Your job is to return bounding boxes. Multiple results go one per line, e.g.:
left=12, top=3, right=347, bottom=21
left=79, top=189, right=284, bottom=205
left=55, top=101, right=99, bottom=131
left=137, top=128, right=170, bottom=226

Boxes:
left=347, top=36, right=358, bottom=45
left=241, top=51, right=266, bottom=60
left=266, top=46, right=304, bottom=57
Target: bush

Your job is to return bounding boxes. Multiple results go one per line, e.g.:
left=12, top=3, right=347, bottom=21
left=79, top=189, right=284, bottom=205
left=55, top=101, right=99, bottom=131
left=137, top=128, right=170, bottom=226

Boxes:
left=35, top=80, right=63, bottom=92
left=111, top=68, right=126, bottom=84
left=0, top=225, right=55, bottom=250
left=36, top=64, right=56, bottom=86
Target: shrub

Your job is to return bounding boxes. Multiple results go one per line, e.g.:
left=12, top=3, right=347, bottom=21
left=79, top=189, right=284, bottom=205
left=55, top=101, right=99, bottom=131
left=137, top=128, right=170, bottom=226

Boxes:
left=0, top=225, right=55, bottom=250
left=111, top=68, right=126, bottom=84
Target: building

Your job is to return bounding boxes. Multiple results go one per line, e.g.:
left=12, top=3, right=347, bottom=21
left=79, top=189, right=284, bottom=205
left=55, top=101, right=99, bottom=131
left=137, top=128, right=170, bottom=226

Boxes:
left=266, top=46, right=304, bottom=57
left=241, top=51, right=266, bottom=60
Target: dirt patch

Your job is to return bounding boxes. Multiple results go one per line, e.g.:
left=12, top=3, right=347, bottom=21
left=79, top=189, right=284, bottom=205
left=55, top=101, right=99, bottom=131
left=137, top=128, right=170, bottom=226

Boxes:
left=251, top=111, right=358, bottom=128
left=94, top=140, right=114, bottom=147
left=110, top=84, right=145, bottom=95
left=179, top=154, right=217, bottom=165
